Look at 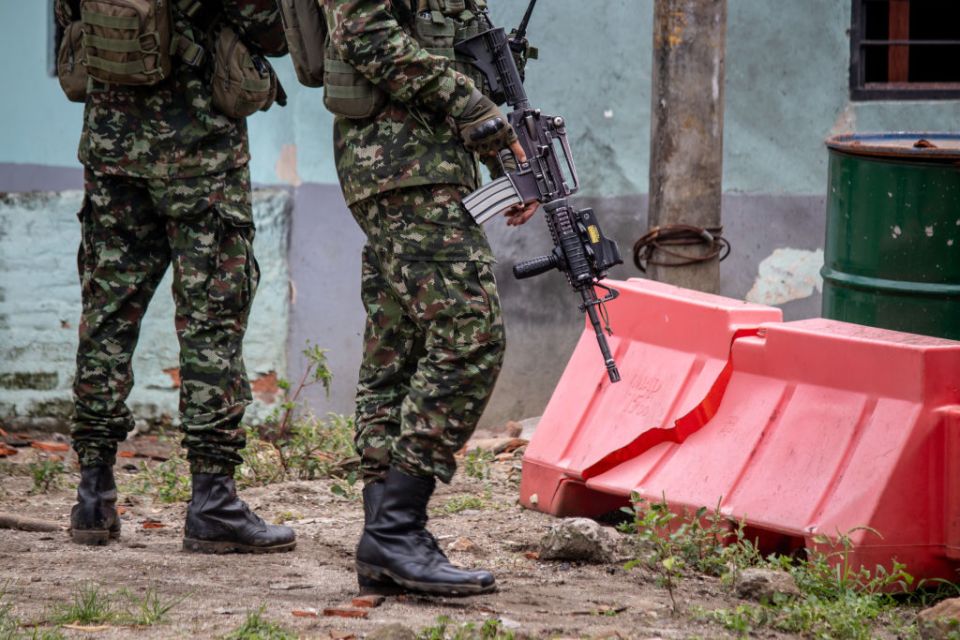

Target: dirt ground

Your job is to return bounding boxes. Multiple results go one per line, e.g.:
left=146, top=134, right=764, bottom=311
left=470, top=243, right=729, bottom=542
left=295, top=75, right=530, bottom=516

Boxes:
left=0, top=435, right=897, bottom=640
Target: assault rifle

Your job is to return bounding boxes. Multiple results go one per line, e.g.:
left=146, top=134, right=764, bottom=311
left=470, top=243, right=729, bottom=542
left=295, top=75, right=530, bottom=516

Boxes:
left=455, top=0, right=623, bottom=383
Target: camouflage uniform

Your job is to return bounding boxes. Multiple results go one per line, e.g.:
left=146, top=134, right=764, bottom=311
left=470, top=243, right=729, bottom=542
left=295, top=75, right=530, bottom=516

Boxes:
left=325, top=0, right=506, bottom=484
left=58, top=0, right=287, bottom=475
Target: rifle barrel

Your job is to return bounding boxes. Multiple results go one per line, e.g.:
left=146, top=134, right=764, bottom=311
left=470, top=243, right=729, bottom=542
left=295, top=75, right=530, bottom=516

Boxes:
left=516, top=0, right=538, bottom=39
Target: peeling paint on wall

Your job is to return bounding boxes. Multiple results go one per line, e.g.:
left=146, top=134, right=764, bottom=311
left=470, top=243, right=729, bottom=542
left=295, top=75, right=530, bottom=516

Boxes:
left=275, top=144, right=303, bottom=187
left=746, top=248, right=824, bottom=306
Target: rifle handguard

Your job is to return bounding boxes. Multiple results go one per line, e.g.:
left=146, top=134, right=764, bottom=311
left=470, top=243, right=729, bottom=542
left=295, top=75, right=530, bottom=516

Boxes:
left=513, top=254, right=558, bottom=279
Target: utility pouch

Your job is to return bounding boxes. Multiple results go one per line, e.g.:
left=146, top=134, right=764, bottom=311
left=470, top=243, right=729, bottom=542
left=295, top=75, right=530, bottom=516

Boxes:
left=211, top=25, right=282, bottom=119
left=278, top=0, right=327, bottom=88
left=80, top=0, right=173, bottom=85
left=58, top=21, right=89, bottom=102
left=415, top=11, right=456, bottom=60
left=322, top=43, right=387, bottom=119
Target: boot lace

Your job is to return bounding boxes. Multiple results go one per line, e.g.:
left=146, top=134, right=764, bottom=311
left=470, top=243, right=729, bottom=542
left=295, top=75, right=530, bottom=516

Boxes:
left=414, top=516, right=448, bottom=560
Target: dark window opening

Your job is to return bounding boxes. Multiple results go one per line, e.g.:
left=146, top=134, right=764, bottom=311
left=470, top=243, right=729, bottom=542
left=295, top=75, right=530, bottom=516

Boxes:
left=851, top=0, right=960, bottom=100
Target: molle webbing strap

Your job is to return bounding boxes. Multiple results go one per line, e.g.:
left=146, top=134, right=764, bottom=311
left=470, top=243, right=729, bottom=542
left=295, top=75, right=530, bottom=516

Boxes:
left=80, top=10, right=140, bottom=29
left=324, top=84, right=377, bottom=99
left=85, top=55, right=153, bottom=76
left=324, top=58, right=355, bottom=74
left=83, top=33, right=144, bottom=52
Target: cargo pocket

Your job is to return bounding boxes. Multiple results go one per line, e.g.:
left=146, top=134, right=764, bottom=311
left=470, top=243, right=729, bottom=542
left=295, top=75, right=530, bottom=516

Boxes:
left=76, top=197, right=96, bottom=294
left=208, top=202, right=259, bottom=318
left=436, top=262, right=504, bottom=347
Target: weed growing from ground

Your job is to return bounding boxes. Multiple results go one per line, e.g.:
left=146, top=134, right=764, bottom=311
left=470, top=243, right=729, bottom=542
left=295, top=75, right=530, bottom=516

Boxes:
left=418, top=616, right=516, bottom=640
left=222, top=607, right=295, bottom=640
left=130, top=448, right=191, bottom=504
left=239, top=345, right=358, bottom=492
left=28, top=459, right=65, bottom=494
left=621, top=495, right=758, bottom=612
left=118, top=588, right=189, bottom=626
left=51, top=584, right=114, bottom=625
left=463, top=449, right=495, bottom=481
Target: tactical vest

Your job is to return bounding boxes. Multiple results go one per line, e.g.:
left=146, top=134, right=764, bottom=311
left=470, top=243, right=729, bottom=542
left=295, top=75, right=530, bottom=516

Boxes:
left=322, top=0, right=490, bottom=119
left=58, top=0, right=282, bottom=118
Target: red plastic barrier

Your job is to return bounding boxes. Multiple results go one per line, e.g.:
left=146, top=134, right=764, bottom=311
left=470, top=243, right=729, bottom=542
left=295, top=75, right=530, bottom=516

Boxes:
left=520, top=279, right=960, bottom=579
left=519, top=278, right=782, bottom=516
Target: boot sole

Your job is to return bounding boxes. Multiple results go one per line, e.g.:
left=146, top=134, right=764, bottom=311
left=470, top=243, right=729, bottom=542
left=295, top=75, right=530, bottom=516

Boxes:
left=358, top=575, right=407, bottom=596
left=182, top=538, right=297, bottom=554
left=70, top=528, right=121, bottom=546
left=356, top=561, right=496, bottom=596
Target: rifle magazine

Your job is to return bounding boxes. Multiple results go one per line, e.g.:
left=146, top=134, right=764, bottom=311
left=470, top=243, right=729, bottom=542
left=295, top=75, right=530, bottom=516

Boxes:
left=462, top=175, right=523, bottom=225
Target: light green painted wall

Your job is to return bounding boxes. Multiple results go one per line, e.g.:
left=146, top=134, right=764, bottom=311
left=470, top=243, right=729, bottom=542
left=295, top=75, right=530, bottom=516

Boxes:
left=1, top=1, right=959, bottom=195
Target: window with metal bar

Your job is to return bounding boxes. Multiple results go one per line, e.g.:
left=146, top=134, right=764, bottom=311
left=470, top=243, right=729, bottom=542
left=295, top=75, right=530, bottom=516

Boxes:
left=850, top=0, right=960, bottom=100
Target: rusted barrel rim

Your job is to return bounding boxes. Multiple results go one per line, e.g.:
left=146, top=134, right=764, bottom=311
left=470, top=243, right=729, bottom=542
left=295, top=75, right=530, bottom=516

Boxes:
left=826, top=132, right=960, bottom=160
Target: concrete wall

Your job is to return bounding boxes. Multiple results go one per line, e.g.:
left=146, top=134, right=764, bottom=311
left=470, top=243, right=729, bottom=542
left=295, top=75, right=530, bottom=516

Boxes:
left=0, top=189, right=292, bottom=428
left=2, top=0, right=959, bottom=426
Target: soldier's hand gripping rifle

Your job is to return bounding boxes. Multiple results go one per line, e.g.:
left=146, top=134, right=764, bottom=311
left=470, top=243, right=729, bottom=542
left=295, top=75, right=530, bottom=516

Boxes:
left=455, top=0, right=624, bottom=383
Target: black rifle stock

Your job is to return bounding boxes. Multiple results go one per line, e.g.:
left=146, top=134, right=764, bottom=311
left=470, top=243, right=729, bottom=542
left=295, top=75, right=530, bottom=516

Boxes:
left=456, top=7, right=623, bottom=383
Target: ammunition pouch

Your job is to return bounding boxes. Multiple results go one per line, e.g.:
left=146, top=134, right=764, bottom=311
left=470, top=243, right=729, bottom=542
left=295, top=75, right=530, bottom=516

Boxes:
left=58, top=21, right=89, bottom=102
left=278, top=0, right=327, bottom=88
left=211, top=26, right=283, bottom=119
left=321, top=0, right=491, bottom=120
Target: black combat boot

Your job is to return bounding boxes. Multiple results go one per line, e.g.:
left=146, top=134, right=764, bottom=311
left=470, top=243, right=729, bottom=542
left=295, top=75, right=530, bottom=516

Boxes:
left=356, top=467, right=496, bottom=596
left=70, top=465, right=121, bottom=545
left=182, top=473, right=296, bottom=554
left=357, top=480, right=405, bottom=594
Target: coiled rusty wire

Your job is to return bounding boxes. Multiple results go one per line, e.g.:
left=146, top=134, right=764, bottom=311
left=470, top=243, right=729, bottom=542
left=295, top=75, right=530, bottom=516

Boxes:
left=632, top=224, right=731, bottom=272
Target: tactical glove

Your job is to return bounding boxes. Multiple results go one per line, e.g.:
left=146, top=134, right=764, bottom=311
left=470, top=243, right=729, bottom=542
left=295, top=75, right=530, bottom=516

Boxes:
left=454, top=90, right=518, bottom=156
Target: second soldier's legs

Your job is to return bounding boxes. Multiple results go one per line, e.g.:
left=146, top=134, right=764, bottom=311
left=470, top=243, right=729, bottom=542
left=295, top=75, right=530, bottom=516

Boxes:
left=354, top=246, right=424, bottom=485
left=352, top=184, right=505, bottom=594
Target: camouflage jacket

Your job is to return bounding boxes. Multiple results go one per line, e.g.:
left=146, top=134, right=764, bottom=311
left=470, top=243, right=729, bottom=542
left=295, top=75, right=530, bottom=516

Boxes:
left=55, top=0, right=287, bottom=179
left=325, top=0, right=484, bottom=206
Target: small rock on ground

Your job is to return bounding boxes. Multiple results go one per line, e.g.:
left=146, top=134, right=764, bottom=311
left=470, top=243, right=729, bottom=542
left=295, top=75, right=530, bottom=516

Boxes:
left=367, top=623, right=418, bottom=640
left=539, top=517, right=618, bottom=563
left=734, top=568, right=800, bottom=602
left=918, top=597, right=960, bottom=639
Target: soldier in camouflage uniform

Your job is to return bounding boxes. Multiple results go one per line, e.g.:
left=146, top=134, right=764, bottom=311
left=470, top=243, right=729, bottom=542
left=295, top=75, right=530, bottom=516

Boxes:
left=322, top=0, right=538, bottom=595
left=56, top=0, right=296, bottom=553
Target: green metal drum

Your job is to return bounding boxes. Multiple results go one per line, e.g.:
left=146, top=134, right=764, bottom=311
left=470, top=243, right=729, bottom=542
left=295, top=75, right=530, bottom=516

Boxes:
left=822, top=133, right=960, bottom=340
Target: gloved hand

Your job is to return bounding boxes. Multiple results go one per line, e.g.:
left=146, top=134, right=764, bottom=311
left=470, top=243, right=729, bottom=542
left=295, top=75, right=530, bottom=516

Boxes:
left=454, top=90, right=518, bottom=156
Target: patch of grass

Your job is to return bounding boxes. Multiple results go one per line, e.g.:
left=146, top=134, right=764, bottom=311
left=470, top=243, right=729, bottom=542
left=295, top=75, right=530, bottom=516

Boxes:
left=463, top=449, right=494, bottom=481
left=0, top=591, right=19, bottom=640
left=418, top=616, right=515, bottom=640
left=51, top=584, right=115, bottom=626
left=118, top=588, right=189, bottom=626
left=28, top=460, right=65, bottom=494
left=222, top=607, right=295, bottom=640
left=620, top=494, right=932, bottom=638
left=701, top=591, right=897, bottom=640
left=1, top=589, right=65, bottom=640
left=435, top=493, right=497, bottom=515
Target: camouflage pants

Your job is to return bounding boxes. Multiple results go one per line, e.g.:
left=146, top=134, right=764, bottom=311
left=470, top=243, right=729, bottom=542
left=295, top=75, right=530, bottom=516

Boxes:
left=350, top=184, right=506, bottom=484
left=71, top=166, right=259, bottom=475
